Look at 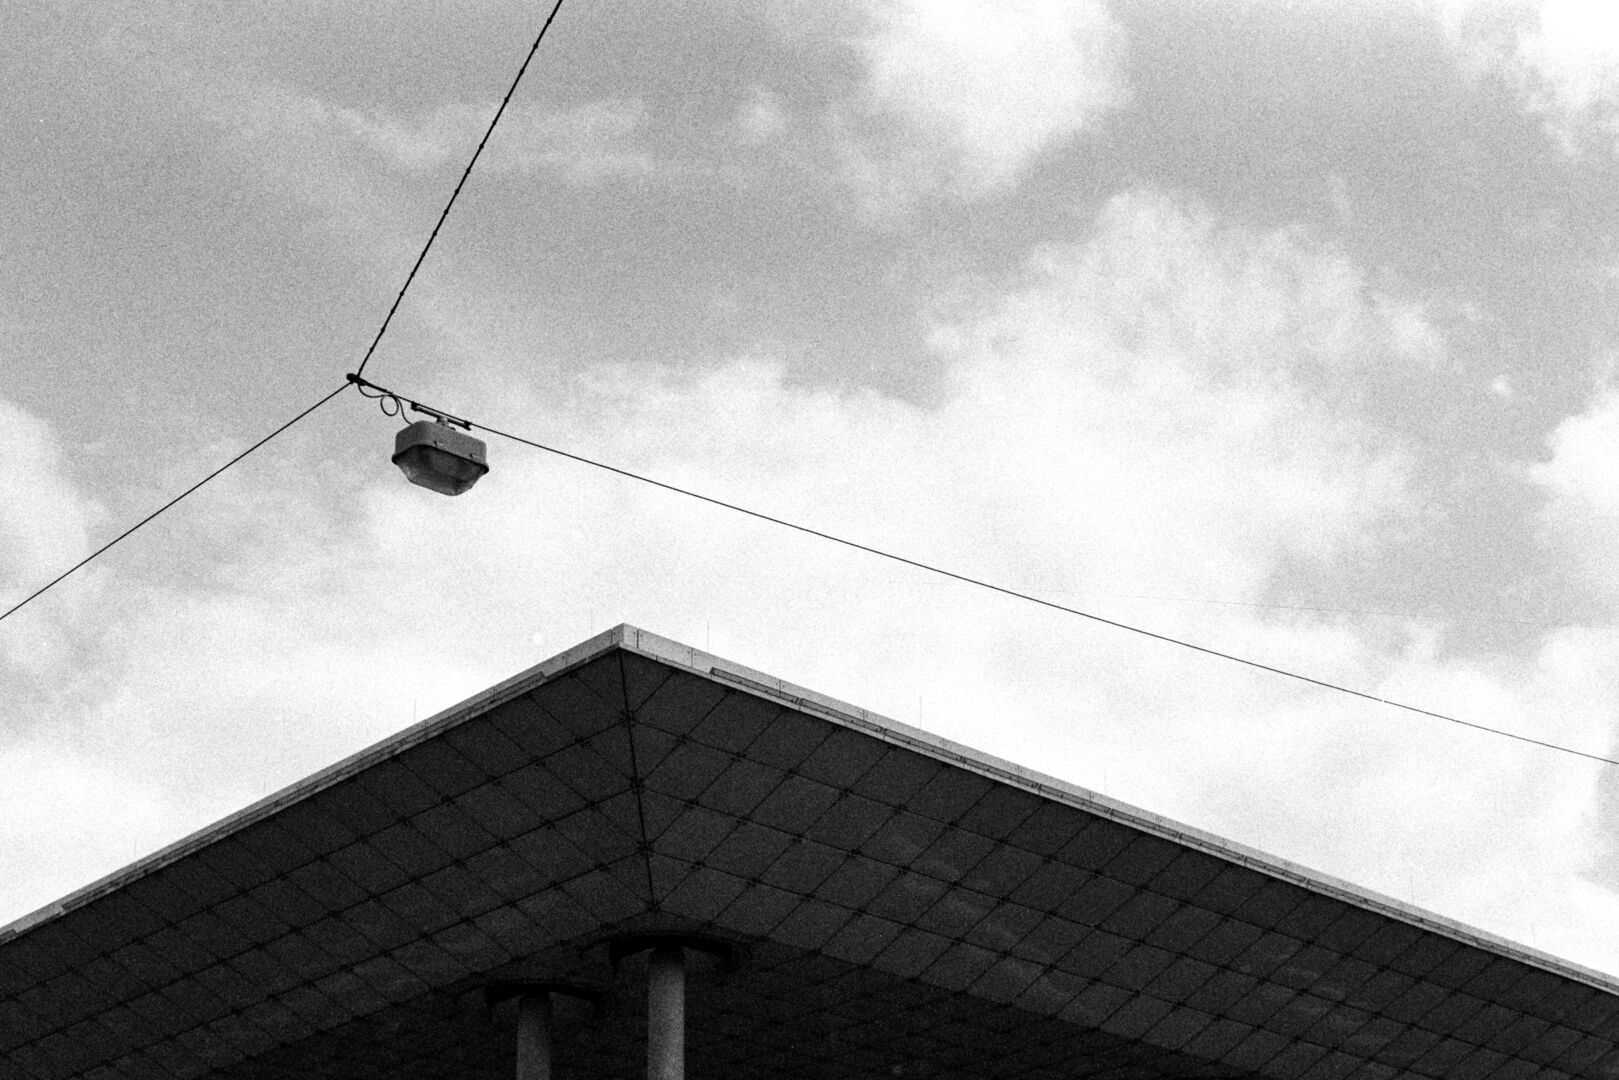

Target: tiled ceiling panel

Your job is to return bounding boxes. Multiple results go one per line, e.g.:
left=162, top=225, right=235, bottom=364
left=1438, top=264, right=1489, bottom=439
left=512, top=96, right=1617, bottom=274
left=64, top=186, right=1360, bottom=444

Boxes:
left=2, top=626, right=1616, bottom=1080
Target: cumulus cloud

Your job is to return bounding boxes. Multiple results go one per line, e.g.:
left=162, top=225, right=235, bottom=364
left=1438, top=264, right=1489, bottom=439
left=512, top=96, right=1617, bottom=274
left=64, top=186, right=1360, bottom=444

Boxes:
left=1441, top=0, right=1619, bottom=151
left=736, top=87, right=789, bottom=146
left=176, top=81, right=667, bottom=313
left=1533, top=388, right=1619, bottom=599
left=486, top=99, right=657, bottom=182
left=1514, top=0, right=1619, bottom=142
left=8, top=186, right=1619, bottom=974
left=432, top=190, right=1615, bottom=969
left=837, top=0, right=1129, bottom=205
left=196, top=79, right=427, bottom=283
left=0, top=743, right=174, bottom=921
left=0, top=399, right=97, bottom=590
left=987, top=190, right=1446, bottom=379
left=0, top=398, right=104, bottom=681
left=200, top=86, right=657, bottom=257
left=335, top=98, right=657, bottom=183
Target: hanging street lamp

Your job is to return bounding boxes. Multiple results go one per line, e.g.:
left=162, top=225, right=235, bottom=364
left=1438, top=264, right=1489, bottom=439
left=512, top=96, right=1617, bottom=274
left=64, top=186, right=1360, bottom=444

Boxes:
left=391, top=414, right=489, bottom=495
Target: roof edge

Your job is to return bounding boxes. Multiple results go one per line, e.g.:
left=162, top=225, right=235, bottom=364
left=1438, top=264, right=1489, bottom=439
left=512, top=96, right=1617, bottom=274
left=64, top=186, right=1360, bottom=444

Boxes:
left=613, top=625, right=1619, bottom=997
left=0, top=625, right=638, bottom=942
left=7, top=623, right=1616, bottom=998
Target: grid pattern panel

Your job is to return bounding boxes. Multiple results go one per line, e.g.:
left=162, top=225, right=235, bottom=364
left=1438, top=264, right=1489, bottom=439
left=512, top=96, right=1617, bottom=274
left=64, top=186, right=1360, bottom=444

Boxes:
left=4, top=639, right=1618, bottom=1080
left=208, top=943, right=1265, bottom=1080
left=631, top=662, right=1619, bottom=1080
left=0, top=655, right=638, bottom=1080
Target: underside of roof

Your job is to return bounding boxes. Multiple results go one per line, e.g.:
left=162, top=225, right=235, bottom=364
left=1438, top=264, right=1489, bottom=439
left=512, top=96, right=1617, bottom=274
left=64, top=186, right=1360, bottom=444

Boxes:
left=3, top=626, right=1617, bottom=1080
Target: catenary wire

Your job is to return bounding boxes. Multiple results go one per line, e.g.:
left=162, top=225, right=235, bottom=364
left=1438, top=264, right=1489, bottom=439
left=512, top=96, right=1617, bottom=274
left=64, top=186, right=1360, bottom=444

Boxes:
left=0, top=382, right=350, bottom=625
left=352, top=0, right=565, bottom=381
left=1, top=5, right=569, bottom=624
left=1044, top=591, right=1559, bottom=627
left=352, top=374, right=1619, bottom=769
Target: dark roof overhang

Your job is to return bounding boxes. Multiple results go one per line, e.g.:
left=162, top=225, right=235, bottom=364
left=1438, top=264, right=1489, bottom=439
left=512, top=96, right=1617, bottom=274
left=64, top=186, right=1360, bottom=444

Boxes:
left=4, top=626, right=1616, bottom=1080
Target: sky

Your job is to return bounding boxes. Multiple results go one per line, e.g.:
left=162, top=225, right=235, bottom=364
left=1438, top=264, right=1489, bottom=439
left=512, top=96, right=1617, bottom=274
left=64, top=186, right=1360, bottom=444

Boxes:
left=6, top=0, right=1619, bottom=983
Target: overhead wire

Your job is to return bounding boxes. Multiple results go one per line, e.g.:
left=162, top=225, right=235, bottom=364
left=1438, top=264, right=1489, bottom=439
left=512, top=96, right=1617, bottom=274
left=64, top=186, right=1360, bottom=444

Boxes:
left=7, top=0, right=1607, bottom=771
left=0, top=383, right=350, bottom=625
left=352, top=374, right=1619, bottom=769
left=352, top=0, right=567, bottom=382
left=1046, top=591, right=1561, bottom=628
left=1, top=2, right=567, bottom=624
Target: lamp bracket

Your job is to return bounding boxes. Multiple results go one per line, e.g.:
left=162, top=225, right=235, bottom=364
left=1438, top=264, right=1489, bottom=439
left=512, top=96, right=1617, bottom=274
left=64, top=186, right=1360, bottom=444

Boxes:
left=348, top=373, right=475, bottom=431
left=408, top=402, right=475, bottom=430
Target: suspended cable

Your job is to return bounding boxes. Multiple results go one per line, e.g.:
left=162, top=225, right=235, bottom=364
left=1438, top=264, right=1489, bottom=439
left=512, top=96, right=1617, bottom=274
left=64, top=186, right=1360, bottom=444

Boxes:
left=350, top=374, right=1619, bottom=769
left=1064, top=591, right=1560, bottom=628
left=2, top=4, right=569, bottom=623
left=352, top=0, right=567, bottom=381
left=0, top=382, right=350, bottom=626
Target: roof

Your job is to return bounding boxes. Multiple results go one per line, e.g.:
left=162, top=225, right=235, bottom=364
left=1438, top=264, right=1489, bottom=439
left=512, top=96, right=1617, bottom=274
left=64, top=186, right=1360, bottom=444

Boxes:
left=4, top=625, right=1618, bottom=1080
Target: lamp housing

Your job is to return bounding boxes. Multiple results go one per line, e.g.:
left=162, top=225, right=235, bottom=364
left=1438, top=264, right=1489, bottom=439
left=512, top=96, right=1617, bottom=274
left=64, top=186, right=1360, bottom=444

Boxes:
left=392, top=418, right=489, bottom=495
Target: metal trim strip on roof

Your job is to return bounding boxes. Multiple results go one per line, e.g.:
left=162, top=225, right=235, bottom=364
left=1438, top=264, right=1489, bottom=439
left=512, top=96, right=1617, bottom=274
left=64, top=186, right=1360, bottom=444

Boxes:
left=8, top=622, right=1617, bottom=1004
left=0, top=626, right=635, bottom=943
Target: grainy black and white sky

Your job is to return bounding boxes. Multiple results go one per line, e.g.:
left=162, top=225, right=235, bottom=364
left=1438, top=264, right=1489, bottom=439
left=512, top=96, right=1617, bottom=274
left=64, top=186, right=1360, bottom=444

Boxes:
left=6, top=0, right=1619, bottom=974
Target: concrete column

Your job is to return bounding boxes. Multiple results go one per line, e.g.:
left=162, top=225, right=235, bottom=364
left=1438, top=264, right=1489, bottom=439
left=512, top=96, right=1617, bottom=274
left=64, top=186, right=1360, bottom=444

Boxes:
left=646, top=945, right=685, bottom=1080
left=515, top=992, right=552, bottom=1080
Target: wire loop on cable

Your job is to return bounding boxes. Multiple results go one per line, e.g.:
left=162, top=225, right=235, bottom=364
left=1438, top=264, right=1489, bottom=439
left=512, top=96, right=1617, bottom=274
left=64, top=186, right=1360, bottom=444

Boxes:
left=353, top=375, right=406, bottom=420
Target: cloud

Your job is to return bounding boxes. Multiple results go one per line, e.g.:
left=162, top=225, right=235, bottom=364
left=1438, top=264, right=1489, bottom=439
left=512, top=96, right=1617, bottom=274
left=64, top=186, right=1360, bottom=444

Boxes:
left=987, top=190, right=1446, bottom=378
left=836, top=0, right=1129, bottom=206
left=198, top=84, right=657, bottom=256
left=0, top=399, right=98, bottom=591
left=0, top=398, right=104, bottom=682
left=1514, top=0, right=1619, bottom=140
left=1441, top=0, right=1619, bottom=151
left=196, top=79, right=427, bottom=279
left=736, top=87, right=788, bottom=146
left=432, top=189, right=1615, bottom=969
left=0, top=742, right=174, bottom=920
left=171, top=79, right=668, bottom=319
left=8, top=185, right=1619, bottom=976
left=485, top=99, right=657, bottom=182
left=1533, top=386, right=1619, bottom=608
left=337, top=98, right=657, bottom=183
